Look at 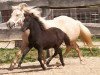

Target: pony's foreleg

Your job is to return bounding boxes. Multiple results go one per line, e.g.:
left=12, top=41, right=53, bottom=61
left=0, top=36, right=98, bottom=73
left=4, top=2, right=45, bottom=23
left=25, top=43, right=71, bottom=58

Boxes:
left=9, top=51, right=23, bottom=70
left=9, top=43, right=27, bottom=70
left=9, top=50, right=22, bottom=70
left=18, top=47, right=31, bottom=67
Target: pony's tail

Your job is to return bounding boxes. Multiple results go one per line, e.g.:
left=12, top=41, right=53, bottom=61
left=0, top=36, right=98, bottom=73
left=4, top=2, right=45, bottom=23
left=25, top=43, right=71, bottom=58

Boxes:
left=77, top=21, right=94, bottom=54
left=64, top=34, right=71, bottom=46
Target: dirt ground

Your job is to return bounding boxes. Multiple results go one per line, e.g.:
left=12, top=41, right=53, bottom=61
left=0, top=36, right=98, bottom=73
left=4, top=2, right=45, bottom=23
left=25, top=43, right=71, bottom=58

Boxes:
left=0, top=57, right=100, bottom=75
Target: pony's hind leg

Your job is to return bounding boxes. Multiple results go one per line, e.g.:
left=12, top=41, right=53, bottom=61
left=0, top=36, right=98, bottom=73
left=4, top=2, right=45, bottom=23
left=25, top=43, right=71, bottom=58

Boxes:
left=46, top=49, right=58, bottom=66
left=63, top=46, right=71, bottom=57
left=58, top=48, right=65, bottom=66
left=73, top=42, right=83, bottom=62
left=63, top=35, right=71, bottom=57
left=38, top=48, right=46, bottom=70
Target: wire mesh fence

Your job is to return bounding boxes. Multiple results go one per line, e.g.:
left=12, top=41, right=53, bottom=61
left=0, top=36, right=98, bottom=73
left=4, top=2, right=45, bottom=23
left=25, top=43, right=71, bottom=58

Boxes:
left=48, top=7, right=100, bottom=23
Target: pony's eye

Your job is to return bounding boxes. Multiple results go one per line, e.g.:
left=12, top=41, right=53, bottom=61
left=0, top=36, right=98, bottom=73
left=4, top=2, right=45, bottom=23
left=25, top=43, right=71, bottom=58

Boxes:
left=16, top=14, right=19, bottom=17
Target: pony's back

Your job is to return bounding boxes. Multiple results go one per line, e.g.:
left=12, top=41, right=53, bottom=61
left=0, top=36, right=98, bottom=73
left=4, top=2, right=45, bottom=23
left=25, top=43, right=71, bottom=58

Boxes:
left=47, top=27, right=70, bottom=47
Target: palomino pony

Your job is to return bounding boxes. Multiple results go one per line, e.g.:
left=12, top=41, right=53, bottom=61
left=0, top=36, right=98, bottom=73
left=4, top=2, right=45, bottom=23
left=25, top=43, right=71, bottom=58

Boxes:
left=6, top=3, right=93, bottom=70
left=20, top=12, right=70, bottom=70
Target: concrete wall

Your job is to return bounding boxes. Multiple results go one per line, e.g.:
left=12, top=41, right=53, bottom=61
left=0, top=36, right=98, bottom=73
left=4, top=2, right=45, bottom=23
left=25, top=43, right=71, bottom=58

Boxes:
left=0, top=23, right=22, bottom=41
left=0, top=41, right=15, bottom=48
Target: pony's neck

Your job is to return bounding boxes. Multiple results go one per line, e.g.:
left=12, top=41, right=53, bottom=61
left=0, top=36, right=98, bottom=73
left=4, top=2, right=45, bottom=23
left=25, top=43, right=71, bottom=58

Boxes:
left=29, top=16, right=45, bottom=36
left=30, top=19, right=40, bottom=32
left=34, top=15, right=46, bottom=31
left=28, top=8, right=47, bottom=29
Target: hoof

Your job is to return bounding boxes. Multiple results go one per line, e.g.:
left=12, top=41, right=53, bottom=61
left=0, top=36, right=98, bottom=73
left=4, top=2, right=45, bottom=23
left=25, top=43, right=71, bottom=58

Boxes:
left=42, top=66, right=46, bottom=70
left=62, top=63, right=65, bottom=66
left=18, top=64, right=21, bottom=68
left=46, top=61, right=49, bottom=66
left=8, top=66, right=14, bottom=71
left=80, top=59, right=86, bottom=65
left=41, top=64, right=47, bottom=70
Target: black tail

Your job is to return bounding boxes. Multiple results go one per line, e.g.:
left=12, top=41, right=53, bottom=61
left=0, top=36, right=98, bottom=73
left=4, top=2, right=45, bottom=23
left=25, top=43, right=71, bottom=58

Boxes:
left=64, top=34, right=70, bottom=46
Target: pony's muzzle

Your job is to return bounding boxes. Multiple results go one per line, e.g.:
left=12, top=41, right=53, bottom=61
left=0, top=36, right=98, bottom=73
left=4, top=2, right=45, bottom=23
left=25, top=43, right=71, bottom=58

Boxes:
left=6, top=21, right=15, bottom=29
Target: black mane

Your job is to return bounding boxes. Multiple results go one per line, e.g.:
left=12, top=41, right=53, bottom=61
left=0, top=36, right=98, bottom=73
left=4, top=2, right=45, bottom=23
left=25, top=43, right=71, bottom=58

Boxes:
left=30, top=13, right=46, bottom=31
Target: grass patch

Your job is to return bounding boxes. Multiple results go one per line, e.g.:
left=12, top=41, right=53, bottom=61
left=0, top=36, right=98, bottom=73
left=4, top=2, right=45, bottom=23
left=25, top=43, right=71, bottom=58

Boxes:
left=92, top=36, right=100, bottom=42
left=77, top=36, right=100, bottom=42
left=62, top=47, right=100, bottom=57
left=0, top=47, right=100, bottom=64
left=0, top=48, right=37, bottom=64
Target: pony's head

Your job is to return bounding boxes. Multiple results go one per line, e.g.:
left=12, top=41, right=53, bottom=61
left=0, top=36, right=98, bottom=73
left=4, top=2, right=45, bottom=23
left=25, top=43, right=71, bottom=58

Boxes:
left=6, top=3, right=41, bottom=29
left=6, top=9, right=25, bottom=29
left=6, top=3, right=27, bottom=29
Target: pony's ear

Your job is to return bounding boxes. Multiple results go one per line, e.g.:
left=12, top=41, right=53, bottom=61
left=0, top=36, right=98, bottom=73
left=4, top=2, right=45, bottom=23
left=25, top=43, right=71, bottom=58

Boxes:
left=24, top=13, right=27, bottom=17
left=30, top=13, right=33, bottom=17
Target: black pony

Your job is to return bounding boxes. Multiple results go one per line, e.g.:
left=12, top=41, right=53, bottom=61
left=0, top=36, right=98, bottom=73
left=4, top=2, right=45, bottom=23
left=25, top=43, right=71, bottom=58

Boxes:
left=19, top=12, right=70, bottom=70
